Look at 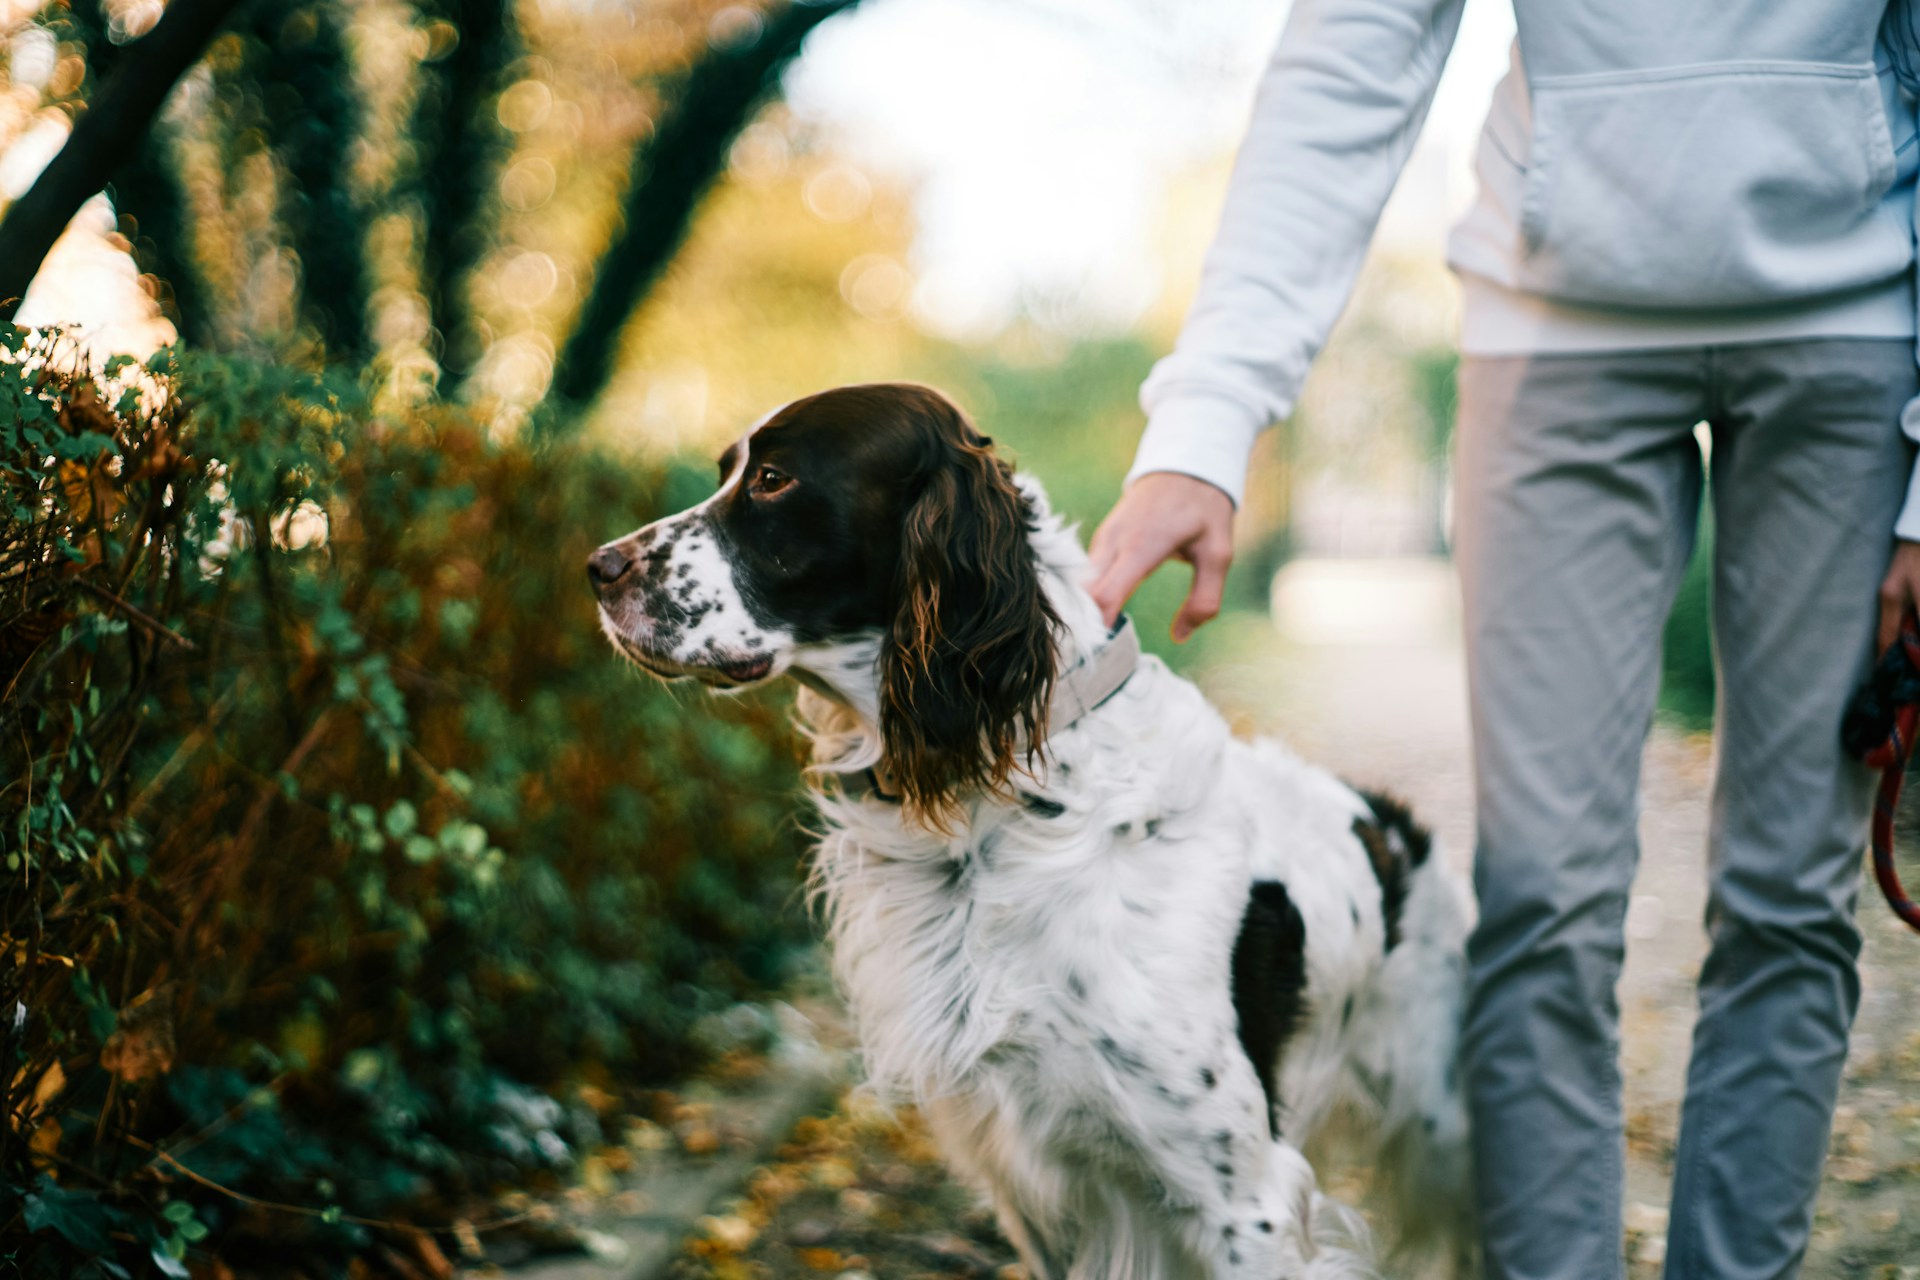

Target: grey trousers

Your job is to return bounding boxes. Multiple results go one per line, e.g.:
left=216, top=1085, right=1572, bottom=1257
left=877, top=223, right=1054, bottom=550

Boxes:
left=1453, top=340, right=1917, bottom=1280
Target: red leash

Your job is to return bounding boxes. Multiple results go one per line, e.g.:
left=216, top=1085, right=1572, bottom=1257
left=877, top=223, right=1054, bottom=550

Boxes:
left=1858, top=615, right=1920, bottom=933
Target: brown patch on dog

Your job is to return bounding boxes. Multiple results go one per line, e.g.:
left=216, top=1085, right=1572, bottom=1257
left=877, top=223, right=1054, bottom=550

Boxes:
left=875, top=390, right=1059, bottom=828
left=1354, top=790, right=1430, bottom=951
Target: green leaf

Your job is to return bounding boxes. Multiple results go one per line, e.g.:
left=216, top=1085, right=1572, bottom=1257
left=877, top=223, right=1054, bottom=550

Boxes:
left=51, top=430, right=117, bottom=459
left=23, top=1178, right=117, bottom=1251
left=341, top=1048, right=383, bottom=1089
left=382, top=801, right=416, bottom=839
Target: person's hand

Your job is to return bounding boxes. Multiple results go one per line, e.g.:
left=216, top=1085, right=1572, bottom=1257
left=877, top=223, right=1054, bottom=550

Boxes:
left=1088, top=472, right=1235, bottom=643
left=1877, top=539, right=1920, bottom=654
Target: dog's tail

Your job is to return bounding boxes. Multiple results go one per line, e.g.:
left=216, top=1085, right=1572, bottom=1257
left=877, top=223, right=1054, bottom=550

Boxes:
left=1348, top=795, right=1476, bottom=1274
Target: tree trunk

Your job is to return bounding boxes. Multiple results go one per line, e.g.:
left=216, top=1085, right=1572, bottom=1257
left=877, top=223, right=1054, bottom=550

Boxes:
left=256, top=1, right=371, bottom=359
left=415, top=0, right=518, bottom=387
left=70, top=0, right=213, bottom=346
left=0, top=0, right=248, bottom=323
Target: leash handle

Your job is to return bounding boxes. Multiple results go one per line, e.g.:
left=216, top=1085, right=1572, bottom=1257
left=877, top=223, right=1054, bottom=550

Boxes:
left=1861, top=614, right=1920, bottom=933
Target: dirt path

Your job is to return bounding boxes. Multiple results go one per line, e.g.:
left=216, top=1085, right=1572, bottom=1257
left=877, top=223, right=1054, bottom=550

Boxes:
left=653, top=582, right=1920, bottom=1279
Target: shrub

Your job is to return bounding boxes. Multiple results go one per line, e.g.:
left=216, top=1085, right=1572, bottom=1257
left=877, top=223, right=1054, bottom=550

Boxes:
left=1, top=330, right=810, bottom=1274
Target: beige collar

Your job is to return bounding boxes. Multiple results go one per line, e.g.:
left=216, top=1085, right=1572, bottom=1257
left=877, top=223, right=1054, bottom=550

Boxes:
left=1038, top=614, right=1141, bottom=739
left=848, top=615, right=1141, bottom=804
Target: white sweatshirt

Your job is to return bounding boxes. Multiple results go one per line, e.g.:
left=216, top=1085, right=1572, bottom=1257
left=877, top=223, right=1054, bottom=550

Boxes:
left=1132, top=0, right=1920, bottom=537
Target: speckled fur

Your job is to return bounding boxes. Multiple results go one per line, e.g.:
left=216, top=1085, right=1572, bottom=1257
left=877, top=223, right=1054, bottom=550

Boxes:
left=601, top=458, right=1471, bottom=1278
left=594, top=432, right=795, bottom=684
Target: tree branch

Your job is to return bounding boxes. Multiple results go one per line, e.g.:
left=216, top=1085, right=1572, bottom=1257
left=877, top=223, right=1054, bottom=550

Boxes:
left=415, top=0, right=518, bottom=387
left=545, top=0, right=860, bottom=415
left=0, top=0, right=248, bottom=323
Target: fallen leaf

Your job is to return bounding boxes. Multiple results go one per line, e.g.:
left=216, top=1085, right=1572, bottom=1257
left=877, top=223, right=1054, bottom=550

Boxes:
left=399, top=1227, right=452, bottom=1280
left=100, top=988, right=176, bottom=1083
left=28, top=1116, right=61, bottom=1165
left=28, top=1060, right=66, bottom=1121
left=700, top=1213, right=758, bottom=1251
left=798, top=1247, right=846, bottom=1271
left=580, top=1153, right=617, bottom=1195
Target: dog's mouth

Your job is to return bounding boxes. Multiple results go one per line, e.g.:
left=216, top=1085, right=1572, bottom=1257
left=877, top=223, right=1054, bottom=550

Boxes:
left=604, top=625, right=777, bottom=689
left=708, top=653, right=775, bottom=686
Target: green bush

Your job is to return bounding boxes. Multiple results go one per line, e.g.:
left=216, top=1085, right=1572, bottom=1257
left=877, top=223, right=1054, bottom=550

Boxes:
left=2, top=330, right=810, bottom=1273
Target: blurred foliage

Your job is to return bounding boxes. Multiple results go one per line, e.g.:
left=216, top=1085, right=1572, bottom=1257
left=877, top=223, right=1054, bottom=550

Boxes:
left=1660, top=504, right=1717, bottom=731
left=411, top=0, right=521, bottom=380
left=1, top=329, right=810, bottom=1273
left=0, top=0, right=852, bottom=413
left=550, top=0, right=855, bottom=407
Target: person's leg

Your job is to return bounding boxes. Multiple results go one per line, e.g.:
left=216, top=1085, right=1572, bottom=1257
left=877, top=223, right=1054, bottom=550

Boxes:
left=1664, top=339, right=1916, bottom=1280
left=1455, top=351, right=1708, bottom=1280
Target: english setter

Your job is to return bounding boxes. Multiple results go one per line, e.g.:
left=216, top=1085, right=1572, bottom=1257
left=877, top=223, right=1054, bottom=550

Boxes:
left=589, top=384, right=1472, bottom=1278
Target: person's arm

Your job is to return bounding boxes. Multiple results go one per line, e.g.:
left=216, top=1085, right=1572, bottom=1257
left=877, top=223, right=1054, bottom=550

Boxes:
left=1879, top=6, right=1920, bottom=653
left=1091, top=0, right=1466, bottom=635
left=1824, top=0, right=1920, bottom=654
left=1874, top=407, right=1920, bottom=652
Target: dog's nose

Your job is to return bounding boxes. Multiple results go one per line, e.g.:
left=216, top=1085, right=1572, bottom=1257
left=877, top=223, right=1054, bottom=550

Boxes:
left=587, top=545, right=632, bottom=589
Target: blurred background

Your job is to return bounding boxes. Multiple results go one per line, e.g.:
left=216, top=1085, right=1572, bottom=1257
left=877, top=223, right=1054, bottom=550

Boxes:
left=2, top=1, right=1904, bottom=1277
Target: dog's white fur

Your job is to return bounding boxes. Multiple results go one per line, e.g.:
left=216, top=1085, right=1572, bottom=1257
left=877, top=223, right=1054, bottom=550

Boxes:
left=604, top=468, right=1472, bottom=1277
left=791, top=484, right=1470, bottom=1278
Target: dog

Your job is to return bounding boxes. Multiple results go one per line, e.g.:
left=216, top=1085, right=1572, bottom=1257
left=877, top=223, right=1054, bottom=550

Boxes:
left=589, top=384, right=1473, bottom=1278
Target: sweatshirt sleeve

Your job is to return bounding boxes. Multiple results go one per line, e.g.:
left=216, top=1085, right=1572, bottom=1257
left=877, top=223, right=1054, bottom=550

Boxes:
left=1129, top=0, right=1468, bottom=505
left=1865, top=1, right=1920, bottom=540
left=1894, top=401, right=1920, bottom=541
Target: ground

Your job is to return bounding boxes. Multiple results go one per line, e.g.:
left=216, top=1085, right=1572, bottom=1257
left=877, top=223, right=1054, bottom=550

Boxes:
left=662, top=1094, right=1020, bottom=1280
left=518, top=561, right=1920, bottom=1279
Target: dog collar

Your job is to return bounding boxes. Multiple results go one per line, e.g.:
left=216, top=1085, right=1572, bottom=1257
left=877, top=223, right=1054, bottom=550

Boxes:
left=845, top=614, right=1142, bottom=804
left=1042, top=613, right=1142, bottom=734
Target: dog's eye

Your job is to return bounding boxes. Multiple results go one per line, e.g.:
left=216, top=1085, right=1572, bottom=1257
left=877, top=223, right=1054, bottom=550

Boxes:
left=750, top=465, right=794, bottom=498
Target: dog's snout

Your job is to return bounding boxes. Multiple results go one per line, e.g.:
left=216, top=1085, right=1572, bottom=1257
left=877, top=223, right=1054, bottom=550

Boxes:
left=587, top=544, right=632, bottom=590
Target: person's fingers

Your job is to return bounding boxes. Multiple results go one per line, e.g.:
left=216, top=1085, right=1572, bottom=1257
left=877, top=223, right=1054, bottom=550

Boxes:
left=1089, top=472, right=1236, bottom=631
left=1881, top=568, right=1910, bottom=655
left=1087, top=517, right=1120, bottom=583
left=1084, top=507, right=1132, bottom=623
left=1172, top=538, right=1231, bottom=643
left=1086, top=576, right=1123, bottom=628
left=1088, top=536, right=1167, bottom=626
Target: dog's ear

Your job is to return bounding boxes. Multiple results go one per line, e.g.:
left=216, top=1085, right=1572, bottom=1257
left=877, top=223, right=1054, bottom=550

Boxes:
left=879, top=396, right=1058, bottom=826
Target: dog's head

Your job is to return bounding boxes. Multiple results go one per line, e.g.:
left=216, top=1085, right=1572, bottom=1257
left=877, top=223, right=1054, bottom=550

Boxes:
left=590, top=383, right=1059, bottom=818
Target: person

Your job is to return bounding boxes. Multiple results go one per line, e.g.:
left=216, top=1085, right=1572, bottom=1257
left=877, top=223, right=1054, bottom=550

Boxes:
left=1085, top=3, right=1920, bottom=1277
